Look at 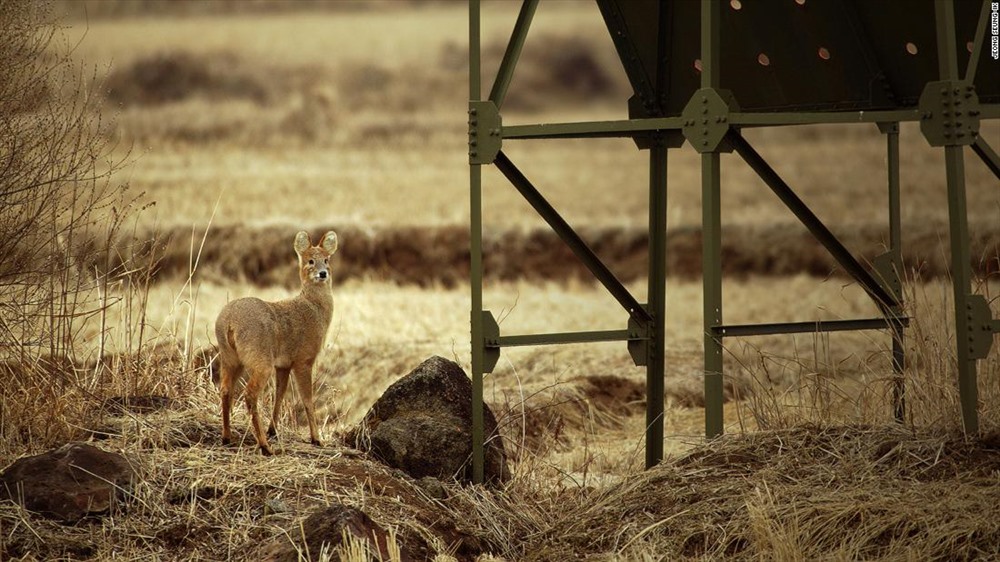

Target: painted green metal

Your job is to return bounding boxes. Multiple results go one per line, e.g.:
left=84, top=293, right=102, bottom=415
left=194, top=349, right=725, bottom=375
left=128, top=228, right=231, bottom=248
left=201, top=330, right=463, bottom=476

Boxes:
left=496, top=330, right=638, bottom=348
left=469, top=0, right=999, bottom=478
left=935, top=0, right=979, bottom=435
left=646, top=142, right=667, bottom=467
left=732, top=110, right=923, bottom=127
left=730, top=132, right=899, bottom=308
left=489, top=0, right=538, bottom=109
left=700, top=0, right=724, bottom=440
left=503, top=117, right=684, bottom=140
left=468, top=100, right=501, bottom=165
left=971, top=137, right=1000, bottom=178
left=682, top=88, right=737, bottom=153
left=713, top=317, right=908, bottom=339
left=967, top=295, right=998, bottom=360
left=469, top=0, right=485, bottom=485
left=918, top=80, right=981, bottom=147
left=493, top=151, right=651, bottom=324
left=883, top=123, right=906, bottom=423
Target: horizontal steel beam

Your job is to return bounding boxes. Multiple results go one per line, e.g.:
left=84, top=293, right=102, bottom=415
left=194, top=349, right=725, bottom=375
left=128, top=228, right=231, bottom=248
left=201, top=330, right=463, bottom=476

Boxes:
left=500, top=105, right=1000, bottom=140
left=712, top=317, right=909, bottom=338
left=731, top=109, right=922, bottom=127
left=503, top=117, right=684, bottom=139
left=490, top=329, right=641, bottom=348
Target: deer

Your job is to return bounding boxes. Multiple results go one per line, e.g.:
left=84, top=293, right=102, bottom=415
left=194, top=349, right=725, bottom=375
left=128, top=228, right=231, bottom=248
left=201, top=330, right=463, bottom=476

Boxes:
left=215, top=230, right=338, bottom=455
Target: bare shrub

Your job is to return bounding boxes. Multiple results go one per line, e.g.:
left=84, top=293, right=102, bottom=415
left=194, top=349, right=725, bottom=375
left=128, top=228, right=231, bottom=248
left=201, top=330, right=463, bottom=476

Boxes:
left=0, top=0, right=166, bottom=452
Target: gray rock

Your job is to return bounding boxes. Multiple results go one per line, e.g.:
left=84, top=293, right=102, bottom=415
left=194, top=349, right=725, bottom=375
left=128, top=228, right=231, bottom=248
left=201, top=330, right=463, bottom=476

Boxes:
left=0, top=442, right=135, bottom=522
left=347, top=356, right=509, bottom=485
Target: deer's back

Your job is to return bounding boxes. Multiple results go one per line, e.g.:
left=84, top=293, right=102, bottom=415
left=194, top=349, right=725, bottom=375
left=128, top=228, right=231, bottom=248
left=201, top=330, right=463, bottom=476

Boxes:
left=215, top=295, right=330, bottom=369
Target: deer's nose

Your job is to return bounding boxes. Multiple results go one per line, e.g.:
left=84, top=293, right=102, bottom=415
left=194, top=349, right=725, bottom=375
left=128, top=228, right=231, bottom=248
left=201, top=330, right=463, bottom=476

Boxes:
left=318, top=270, right=328, bottom=279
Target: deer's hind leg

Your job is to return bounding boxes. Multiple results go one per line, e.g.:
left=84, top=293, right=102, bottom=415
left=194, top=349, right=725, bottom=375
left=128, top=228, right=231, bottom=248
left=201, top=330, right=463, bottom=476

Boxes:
left=219, top=362, right=243, bottom=446
left=293, top=361, right=321, bottom=447
left=267, top=367, right=291, bottom=439
left=244, top=358, right=276, bottom=456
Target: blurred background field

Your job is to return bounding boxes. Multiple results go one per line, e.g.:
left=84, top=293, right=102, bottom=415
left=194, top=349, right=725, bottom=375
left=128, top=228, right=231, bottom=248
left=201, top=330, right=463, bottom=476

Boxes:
left=1, top=1, right=999, bottom=560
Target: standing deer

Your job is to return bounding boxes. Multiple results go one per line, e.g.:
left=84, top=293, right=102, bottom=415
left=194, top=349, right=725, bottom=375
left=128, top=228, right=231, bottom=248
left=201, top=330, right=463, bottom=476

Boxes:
left=215, top=230, right=338, bottom=455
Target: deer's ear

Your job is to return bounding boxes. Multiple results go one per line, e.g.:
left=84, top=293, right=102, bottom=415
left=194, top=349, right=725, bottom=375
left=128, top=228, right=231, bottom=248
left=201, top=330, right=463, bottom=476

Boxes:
left=320, top=231, right=338, bottom=254
left=294, top=231, right=311, bottom=255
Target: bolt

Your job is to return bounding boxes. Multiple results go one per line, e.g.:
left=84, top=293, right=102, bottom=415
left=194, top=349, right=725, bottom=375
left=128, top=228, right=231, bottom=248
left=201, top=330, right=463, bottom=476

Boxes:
left=702, top=96, right=708, bottom=103
left=954, top=111, right=962, bottom=117
left=470, top=119, right=477, bottom=126
left=954, top=88, right=961, bottom=94
left=969, top=110, right=980, bottom=116
left=943, top=111, right=951, bottom=117
left=703, top=118, right=709, bottom=124
left=940, top=88, right=948, bottom=95
left=470, top=140, right=477, bottom=146
left=702, top=140, right=709, bottom=146
left=702, top=108, right=708, bottom=114
left=721, top=116, right=727, bottom=123
left=703, top=128, right=709, bottom=135
left=470, top=108, right=477, bottom=115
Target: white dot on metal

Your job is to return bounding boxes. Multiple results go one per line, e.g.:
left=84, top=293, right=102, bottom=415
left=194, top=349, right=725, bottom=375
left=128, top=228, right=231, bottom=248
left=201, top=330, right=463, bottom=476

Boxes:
left=905, top=42, right=918, bottom=55
left=757, top=53, right=771, bottom=66
left=818, top=47, right=831, bottom=60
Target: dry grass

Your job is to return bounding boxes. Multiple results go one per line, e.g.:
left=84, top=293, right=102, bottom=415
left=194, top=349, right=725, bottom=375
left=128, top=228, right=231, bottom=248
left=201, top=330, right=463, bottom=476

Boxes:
left=57, top=4, right=998, bottom=232
left=3, top=3, right=999, bottom=560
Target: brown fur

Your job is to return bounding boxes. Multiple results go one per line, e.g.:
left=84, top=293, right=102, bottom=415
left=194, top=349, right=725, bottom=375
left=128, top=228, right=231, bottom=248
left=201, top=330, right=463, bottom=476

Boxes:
left=215, top=230, right=338, bottom=455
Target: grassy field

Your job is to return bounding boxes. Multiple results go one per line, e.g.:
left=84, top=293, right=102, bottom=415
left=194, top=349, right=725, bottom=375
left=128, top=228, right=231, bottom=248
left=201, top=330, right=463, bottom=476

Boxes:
left=2, top=1, right=999, bottom=560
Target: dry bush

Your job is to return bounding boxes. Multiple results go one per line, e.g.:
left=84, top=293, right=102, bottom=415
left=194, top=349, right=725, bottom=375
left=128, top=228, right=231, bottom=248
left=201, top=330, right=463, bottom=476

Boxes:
left=0, top=0, right=169, bottom=453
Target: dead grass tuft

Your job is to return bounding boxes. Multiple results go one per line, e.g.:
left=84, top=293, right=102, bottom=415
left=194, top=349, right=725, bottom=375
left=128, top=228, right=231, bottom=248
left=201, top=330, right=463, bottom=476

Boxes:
left=480, top=425, right=1000, bottom=560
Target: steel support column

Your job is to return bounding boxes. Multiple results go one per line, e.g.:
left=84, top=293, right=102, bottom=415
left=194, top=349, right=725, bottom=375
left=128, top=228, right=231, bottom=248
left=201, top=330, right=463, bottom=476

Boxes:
left=646, top=142, right=668, bottom=467
left=885, top=124, right=906, bottom=423
left=469, top=0, right=486, bottom=485
left=700, top=0, right=725, bottom=439
left=936, top=0, right=978, bottom=434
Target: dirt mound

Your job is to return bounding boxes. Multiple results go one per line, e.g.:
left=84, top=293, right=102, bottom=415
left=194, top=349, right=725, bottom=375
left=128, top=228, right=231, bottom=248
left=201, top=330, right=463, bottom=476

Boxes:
left=106, top=51, right=273, bottom=106
left=149, top=221, right=1000, bottom=288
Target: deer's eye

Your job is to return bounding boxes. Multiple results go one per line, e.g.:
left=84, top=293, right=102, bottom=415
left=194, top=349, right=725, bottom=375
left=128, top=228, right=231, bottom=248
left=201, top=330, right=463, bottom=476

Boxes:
left=308, top=259, right=315, bottom=265
left=323, top=258, right=328, bottom=264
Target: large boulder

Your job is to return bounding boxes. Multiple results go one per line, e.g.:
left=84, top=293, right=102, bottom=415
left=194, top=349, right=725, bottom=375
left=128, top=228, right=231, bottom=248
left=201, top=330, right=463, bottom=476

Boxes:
left=348, top=356, right=508, bottom=484
left=0, top=443, right=135, bottom=522
left=259, top=503, right=413, bottom=562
